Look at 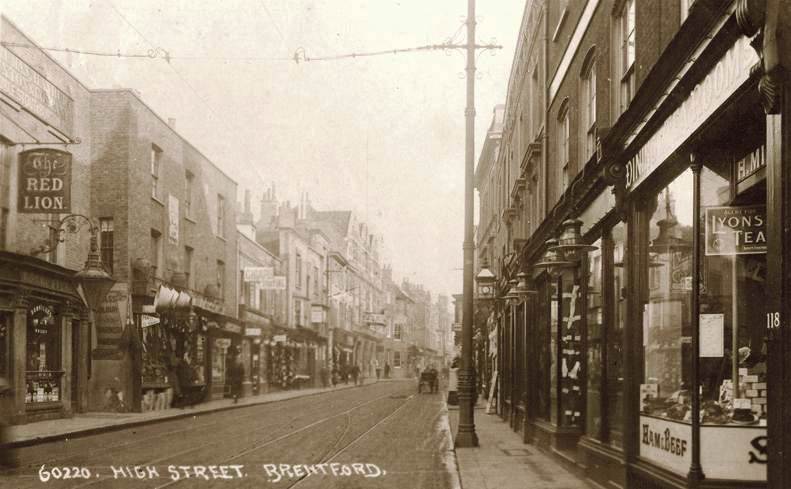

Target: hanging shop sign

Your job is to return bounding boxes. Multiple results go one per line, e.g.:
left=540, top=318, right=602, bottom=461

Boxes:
left=245, top=327, right=262, bottom=337
left=273, top=334, right=287, bottom=343
left=363, top=312, right=386, bottom=324
left=311, top=306, right=326, bottom=324
left=223, top=322, right=242, bottom=334
left=705, top=205, right=767, bottom=256
left=0, top=45, right=74, bottom=133
left=639, top=416, right=691, bottom=475
left=17, top=149, right=72, bottom=213
left=625, top=36, right=758, bottom=193
left=243, top=267, right=274, bottom=282
left=140, top=314, right=159, bottom=328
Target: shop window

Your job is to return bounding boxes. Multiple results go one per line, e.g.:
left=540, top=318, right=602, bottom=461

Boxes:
left=26, top=304, right=62, bottom=403
left=586, top=239, right=604, bottom=437
left=99, top=218, right=114, bottom=275
left=608, top=223, right=626, bottom=447
left=641, top=169, right=693, bottom=420
left=697, top=160, right=767, bottom=481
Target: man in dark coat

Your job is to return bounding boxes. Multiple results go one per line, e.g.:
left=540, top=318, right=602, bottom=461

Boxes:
left=351, top=364, right=360, bottom=386
left=228, top=356, right=244, bottom=403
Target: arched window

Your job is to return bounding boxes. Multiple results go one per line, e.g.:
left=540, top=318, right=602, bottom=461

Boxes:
left=557, top=98, right=571, bottom=192
left=580, top=47, right=597, bottom=160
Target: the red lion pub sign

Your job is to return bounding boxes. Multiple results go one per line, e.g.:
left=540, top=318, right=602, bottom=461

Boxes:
left=17, top=148, right=72, bottom=213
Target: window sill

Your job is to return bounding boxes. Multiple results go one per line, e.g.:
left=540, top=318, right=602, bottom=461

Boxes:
left=151, top=196, right=166, bottom=207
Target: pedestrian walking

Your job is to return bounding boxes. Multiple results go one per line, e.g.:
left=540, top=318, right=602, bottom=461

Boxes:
left=351, top=364, right=360, bottom=386
left=331, top=366, right=339, bottom=387
left=341, top=364, right=349, bottom=385
left=384, top=362, right=390, bottom=379
left=374, top=359, right=381, bottom=380
left=228, top=355, right=244, bottom=404
left=319, top=366, right=329, bottom=388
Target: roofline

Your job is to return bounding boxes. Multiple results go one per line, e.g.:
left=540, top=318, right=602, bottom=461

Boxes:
left=237, top=230, right=280, bottom=263
left=1, top=15, right=92, bottom=93
left=90, top=89, right=237, bottom=187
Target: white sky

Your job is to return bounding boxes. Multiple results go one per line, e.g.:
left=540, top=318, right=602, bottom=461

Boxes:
left=3, top=0, right=522, bottom=298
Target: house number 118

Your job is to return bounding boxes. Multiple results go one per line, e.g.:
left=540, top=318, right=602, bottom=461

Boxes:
left=766, top=312, right=781, bottom=330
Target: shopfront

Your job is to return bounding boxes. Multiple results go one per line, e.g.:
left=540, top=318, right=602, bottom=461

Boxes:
left=610, top=18, right=768, bottom=489
left=0, top=252, right=88, bottom=424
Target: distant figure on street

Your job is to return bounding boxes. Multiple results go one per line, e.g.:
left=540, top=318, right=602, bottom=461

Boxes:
left=341, top=364, right=349, bottom=385
left=228, top=356, right=245, bottom=404
left=384, top=362, right=391, bottom=379
left=351, top=364, right=361, bottom=386
left=320, top=366, right=329, bottom=388
left=331, top=366, right=339, bottom=387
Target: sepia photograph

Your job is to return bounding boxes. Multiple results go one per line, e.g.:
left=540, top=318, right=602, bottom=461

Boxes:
left=0, top=0, right=786, bottom=488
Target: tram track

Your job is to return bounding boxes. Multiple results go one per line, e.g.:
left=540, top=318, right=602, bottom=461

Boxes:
left=15, top=382, right=389, bottom=472
left=59, top=387, right=409, bottom=489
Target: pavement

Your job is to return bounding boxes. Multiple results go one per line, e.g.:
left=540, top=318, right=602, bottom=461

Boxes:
left=447, top=402, right=594, bottom=489
left=5, top=378, right=382, bottom=449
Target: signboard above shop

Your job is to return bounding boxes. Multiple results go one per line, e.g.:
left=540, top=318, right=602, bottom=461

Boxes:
left=261, top=276, right=286, bottom=290
left=17, top=149, right=72, bottom=213
left=624, top=36, right=759, bottom=193
left=705, top=205, right=767, bottom=256
left=243, top=267, right=273, bottom=282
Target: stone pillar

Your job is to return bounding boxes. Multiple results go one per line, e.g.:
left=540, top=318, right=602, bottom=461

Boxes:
left=11, top=293, right=28, bottom=424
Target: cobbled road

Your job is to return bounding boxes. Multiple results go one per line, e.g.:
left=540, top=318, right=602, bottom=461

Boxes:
left=0, top=380, right=457, bottom=489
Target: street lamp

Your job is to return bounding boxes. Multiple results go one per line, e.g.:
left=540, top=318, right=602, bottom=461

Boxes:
left=75, top=223, right=116, bottom=311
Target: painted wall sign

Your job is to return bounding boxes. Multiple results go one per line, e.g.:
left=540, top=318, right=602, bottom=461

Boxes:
left=639, top=416, right=691, bottom=474
left=625, top=36, right=758, bottom=192
left=243, top=267, right=274, bottom=282
left=245, top=327, right=262, bottom=337
left=0, top=46, right=74, bottom=133
left=705, top=206, right=767, bottom=255
left=93, top=283, right=128, bottom=360
left=17, top=149, right=72, bottom=213
left=735, top=145, right=766, bottom=183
